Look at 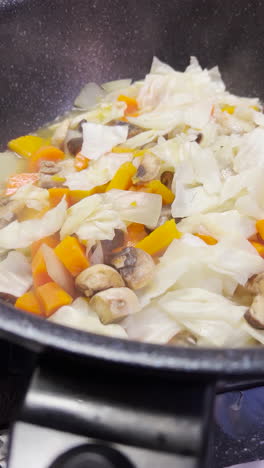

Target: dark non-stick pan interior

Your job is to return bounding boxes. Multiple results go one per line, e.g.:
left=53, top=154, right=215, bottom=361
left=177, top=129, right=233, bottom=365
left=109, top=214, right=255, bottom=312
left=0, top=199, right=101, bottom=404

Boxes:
left=1, top=0, right=264, bottom=375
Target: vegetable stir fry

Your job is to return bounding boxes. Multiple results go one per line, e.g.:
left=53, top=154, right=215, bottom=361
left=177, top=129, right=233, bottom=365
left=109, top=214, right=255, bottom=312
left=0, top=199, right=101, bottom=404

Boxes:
left=2, top=56, right=264, bottom=347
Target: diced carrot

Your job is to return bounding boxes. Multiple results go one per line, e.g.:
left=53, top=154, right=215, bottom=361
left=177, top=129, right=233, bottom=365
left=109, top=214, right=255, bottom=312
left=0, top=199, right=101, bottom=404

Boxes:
left=31, top=234, right=60, bottom=257
left=74, top=153, right=89, bottom=171
left=28, top=145, right=65, bottom=172
left=15, top=291, right=43, bottom=316
left=48, top=188, right=70, bottom=207
left=117, top=95, right=139, bottom=115
left=106, top=162, right=136, bottom=191
left=8, top=135, right=50, bottom=158
left=251, top=241, right=264, bottom=257
left=32, top=247, right=52, bottom=287
left=55, top=236, right=90, bottom=277
left=35, top=281, right=72, bottom=317
left=140, top=180, right=175, bottom=204
left=256, top=219, right=264, bottom=240
left=5, top=173, right=39, bottom=195
left=194, top=233, right=218, bottom=245
left=125, top=223, right=148, bottom=247
left=135, top=219, right=182, bottom=256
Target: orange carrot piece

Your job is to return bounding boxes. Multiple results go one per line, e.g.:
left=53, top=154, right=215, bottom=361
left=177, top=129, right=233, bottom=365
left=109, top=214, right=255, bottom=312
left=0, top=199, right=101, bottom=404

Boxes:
left=125, top=223, right=148, bottom=247
left=251, top=241, right=264, bottom=257
left=31, top=234, right=60, bottom=257
left=48, top=187, right=70, bottom=207
left=74, top=153, right=89, bottom=171
left=5, top=173, right=39, bottom=195
left=256, top=219, right=264, bottom=240
left=194, top=233, right=218, bottom=245
left=28, top=145, right=65, bottom=172
left=15, top=291, right=43, bottom=316
left=55, top=236, right=90, bottom=277
left=35, top=281, right=72, bottom=317
left=32, top=248, right=52, bottom=287
left=117, top=95, right=139, bottom=115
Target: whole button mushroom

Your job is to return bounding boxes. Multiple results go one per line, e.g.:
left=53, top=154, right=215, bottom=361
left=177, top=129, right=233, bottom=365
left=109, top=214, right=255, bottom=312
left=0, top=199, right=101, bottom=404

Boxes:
left=75, top=264, right=125, bottom=297
left=244, top=295, right=264, bottom=329
left=246, top=273, right=264, bottom=295
left=90, top=287, right=140, bottom=324
left=109, top=246, right=155, bottom=290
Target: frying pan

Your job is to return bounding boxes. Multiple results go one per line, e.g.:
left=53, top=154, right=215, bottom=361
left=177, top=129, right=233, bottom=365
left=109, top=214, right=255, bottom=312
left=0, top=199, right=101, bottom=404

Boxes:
left=1, top=1, right=264, bottom=467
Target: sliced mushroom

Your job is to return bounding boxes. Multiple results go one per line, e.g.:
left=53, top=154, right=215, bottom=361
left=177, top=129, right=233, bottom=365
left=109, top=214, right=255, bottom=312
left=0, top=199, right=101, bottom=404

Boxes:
left=132, top=152, right=161, bottom=184
left=195, top=133, right=203, bottom=144
left=109, top=246, right=155, bottom=290
left=101, top=229, right=125, bottom=262
left=75, top=264, right=125, bottom=297
left=67, top=137, right=83, bottom=156
left=160, top=171, right=174, bottom=189
left=39, top=160, right=60, bottom=175
left=244, top=295, right=264, bottom=329
left=90, top=287, right=140, bottom=324
left=168, top=330, right=197, bottom=347
left=246, top=273, right=264, bottom=295
left=38, top=161, right=63, bottom=188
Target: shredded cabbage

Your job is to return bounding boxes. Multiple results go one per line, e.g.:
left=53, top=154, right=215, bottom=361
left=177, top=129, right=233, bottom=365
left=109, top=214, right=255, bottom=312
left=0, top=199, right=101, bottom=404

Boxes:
left=11, top=183, right=49, bottom=211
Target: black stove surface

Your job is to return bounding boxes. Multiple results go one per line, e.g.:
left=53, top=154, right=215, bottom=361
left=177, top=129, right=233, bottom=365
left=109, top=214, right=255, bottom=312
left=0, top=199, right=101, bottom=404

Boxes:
left=214, top=386, right=264, bottom=468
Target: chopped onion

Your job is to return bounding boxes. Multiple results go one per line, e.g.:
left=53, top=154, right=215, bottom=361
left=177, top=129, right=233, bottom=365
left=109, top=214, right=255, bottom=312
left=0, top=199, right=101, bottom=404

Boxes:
left=74, top=82, right=105, bottom=109
left=41, top=244, right=75, bottom=297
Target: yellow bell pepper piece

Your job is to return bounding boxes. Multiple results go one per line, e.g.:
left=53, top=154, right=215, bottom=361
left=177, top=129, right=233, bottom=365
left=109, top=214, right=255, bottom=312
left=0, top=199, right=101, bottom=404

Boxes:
left=194, top=233, right=218, bottom=245
left=135, top=219, right=182, bottom=255
left=142, top=180, right=175, bottom=204
left=250, top=241, right=264, bottom=257
left=221, top=104, right=235, bottom=114
left=256, top=219, right=264, bottom=240
left=111, top=146, right=134, bottom=154
left=8, top=135, right=50, bottom=158
left=106, top=162, right=136, bottom=191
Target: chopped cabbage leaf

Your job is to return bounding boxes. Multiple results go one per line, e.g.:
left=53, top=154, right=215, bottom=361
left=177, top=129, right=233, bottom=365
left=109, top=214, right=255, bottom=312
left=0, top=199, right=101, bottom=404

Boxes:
left=11, top=183, right=49, bottom=211
left=0, top=251, right=32, bottom=297
left=178, top=210, right=256, bottom=241
left=70, top=101, right=126, bottom=129
left=49, top=297, right=127, bottom=339
left=136, top=235, right=264, bottom=307
left=122, top=302, right=181, bottom=344
left=104, top=189, right=162, bottom=228
left=0, top=199, right=67, bottom=250
left=81, top=122, right=128, bottom=160
left=60, top=194, right=125, bottom=241
left=159, top=288, right=247, bottom=347
left=64, top=152, right=133, bottom=191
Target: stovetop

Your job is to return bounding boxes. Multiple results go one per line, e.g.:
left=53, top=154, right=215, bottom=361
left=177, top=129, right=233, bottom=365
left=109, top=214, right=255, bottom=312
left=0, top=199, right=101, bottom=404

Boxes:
left=2, top=385, right=264, bottom=468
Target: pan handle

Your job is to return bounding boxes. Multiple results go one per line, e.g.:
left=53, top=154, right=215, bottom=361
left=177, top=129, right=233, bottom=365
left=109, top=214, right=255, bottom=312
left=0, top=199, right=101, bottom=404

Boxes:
left=8, top=353, right=216, bottom=468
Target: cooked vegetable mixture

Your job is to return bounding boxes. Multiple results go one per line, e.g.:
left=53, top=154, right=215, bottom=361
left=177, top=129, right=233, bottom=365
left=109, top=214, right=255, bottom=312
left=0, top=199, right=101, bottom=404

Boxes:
left=2, top=57, right=264, bottom=346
